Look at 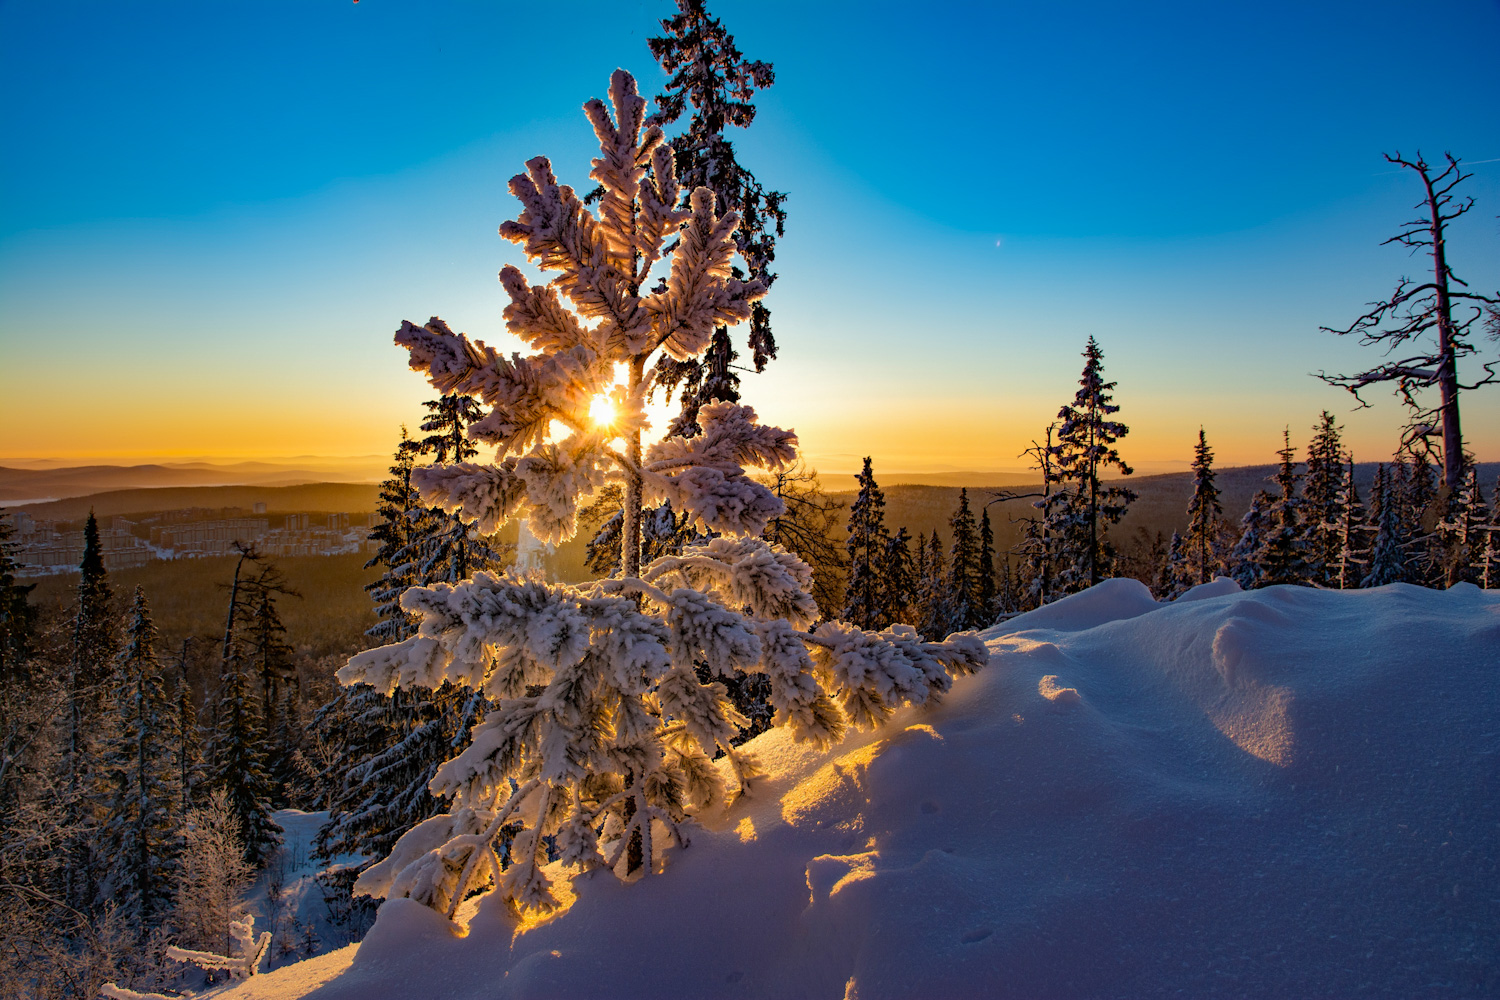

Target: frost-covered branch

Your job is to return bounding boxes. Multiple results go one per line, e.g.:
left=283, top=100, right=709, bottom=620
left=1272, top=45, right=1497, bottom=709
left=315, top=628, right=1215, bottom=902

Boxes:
left=165, top=914, right=270, bottom=980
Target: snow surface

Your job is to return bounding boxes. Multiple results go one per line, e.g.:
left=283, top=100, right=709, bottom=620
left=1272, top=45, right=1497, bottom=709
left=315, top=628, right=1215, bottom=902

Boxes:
left=226, top=580, right=1499, bottom=999
left=245, top=810, right=367, bottom=964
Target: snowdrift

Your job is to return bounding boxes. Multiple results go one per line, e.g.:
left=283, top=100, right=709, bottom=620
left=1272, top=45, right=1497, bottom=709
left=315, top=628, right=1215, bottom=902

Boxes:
left=236, top=580, right=1499, bottom=999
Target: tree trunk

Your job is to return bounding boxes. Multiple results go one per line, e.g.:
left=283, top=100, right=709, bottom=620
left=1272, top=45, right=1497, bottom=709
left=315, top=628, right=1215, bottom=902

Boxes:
left=622, top=357, right=646, bottom=578
left=1422, top=170, right=1464, bottom=489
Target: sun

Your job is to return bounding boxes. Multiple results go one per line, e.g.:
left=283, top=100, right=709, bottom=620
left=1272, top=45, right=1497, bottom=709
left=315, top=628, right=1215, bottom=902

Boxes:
left=589, top=394, right=617, bottom=428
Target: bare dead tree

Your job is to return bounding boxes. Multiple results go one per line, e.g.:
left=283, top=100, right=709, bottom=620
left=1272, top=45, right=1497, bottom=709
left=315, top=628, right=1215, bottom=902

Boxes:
left=989, top=424, right=1060, bottom=609
left=1316, top=152, right=1499, bottom=488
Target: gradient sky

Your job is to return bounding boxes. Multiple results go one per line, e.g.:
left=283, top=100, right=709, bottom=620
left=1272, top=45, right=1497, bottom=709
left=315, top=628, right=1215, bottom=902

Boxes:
left=2, top=0, right=1498, bottom=475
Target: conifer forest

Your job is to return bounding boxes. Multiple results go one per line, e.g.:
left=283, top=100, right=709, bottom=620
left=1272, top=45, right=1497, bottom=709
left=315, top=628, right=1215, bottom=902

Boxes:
left=1, top=2, right=1497, bottom=997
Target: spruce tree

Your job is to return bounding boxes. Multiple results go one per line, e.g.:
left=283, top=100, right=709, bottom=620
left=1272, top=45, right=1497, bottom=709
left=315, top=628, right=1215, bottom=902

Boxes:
left=64, top=509, right=119, bottom=911
left=918, top=531, right=947, bottom=639
left=101, top=588, right=178, bottom=929
left=0, top=513, right=35, bottom=682
left=1159, top=531, right=1192, bottom=599
left=207, top=646, right=282, bottom=867
left=644, top=0, right=787, bottom=434
left=364, top=429, right=425, bottom=644
left=977, top=507, right=997, bottom=621
left=1363, top=465, right=1407, bottom=587
left=1230, top=491, right=1273, bottom=590
left=842, top=457, right=889, bottom=630
left=944, top=490, right=982, bottom=632
left=1258, top=429, right=1308, bottom=586
left=881, top=526, right=918, bottom=628
left=244, top=565, right=298, bottom=746
left=414, top=395, right=507, bottom=584
left=1185, top=428, right=1223, bottom=586
left=1046, top=338, right=1136, bottom=593
left=173, top=640, right=204, bottom=823
left=209, top=549, right=283, bottom=866
left=1404, top=450, right=1439, bottom=585
left=1302, top=412, right=1346, bottom=586
left=1333, top=459, right=1368, bottom=590
left=319, top=422, right=502, bottom=865
left=1436, top=465, right=1486, bottom=586
left=913, top=528, right=931, bottom=608
left=1479, top=475, right=1500, bottom=589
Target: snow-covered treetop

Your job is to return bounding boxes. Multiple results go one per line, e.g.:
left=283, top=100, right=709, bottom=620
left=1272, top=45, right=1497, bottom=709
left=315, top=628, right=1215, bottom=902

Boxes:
left=396, top=70, right=785, bottom=546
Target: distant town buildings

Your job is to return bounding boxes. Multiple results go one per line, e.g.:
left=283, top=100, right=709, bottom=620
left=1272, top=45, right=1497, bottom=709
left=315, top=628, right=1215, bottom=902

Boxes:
left=12, top=513, right=152, bottom=574
left=7, top=506, right=374, bottom=576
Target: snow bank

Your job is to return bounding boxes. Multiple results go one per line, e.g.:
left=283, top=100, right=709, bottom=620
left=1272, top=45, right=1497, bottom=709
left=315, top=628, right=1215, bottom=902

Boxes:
left=232, top=582, right=1499, bottom=999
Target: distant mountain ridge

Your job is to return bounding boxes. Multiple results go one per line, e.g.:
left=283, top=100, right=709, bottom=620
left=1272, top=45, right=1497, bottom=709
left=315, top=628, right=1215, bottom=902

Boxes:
left=10, top=483, right=382, bottom=521
left=0, top=460, right=385, bottom=504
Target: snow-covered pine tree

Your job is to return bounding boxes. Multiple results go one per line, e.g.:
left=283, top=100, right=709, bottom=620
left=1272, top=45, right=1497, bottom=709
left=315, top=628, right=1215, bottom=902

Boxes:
left=338, top=71, right=985, bottom=921
left=207, top=651, right=282, bottom=867
left=842, top=457, right=889, bottom=630
left=64, top=509, right=119, bottom=911
left=1230, top=491, right=1273, bottom=590
left=644, top=0, right=786, bottom=434
left=1479, top=475, right=1500, bottom=589
left=913, top=527, right=931, bottom=604
left=1403, top=450, right=1439, bottom=585
left=1302, top=411, right=1346, bottom=586
left=0, top=513, right=36, bottom=682
left=319, top=417, right=506, bottom=865
left=1258, top=429, right=1308, bottom=586
left=994, top=553, right=1022, bottom=617
left=1158, top=531, right=1193, bottom=599
left=244, top=566, right=298, bottom=756
left=1333, top=458, right=1368, bottom=590
left=1363, top=464, right=1407, bottom=587
left=917, top=531, right=947, bottom=638
left=208, top=550, right=283, bottom=866
left=944, top=490, right=982, bottom=632
left=413, top=395, right=508, bottom=585
left=314, top=675, right=477, bottom=865
left=1046, top=338, right=1136, bottom=594
left=1435, top=464, right=1486, bottom=586
left=1185, top=428, right=1223, bottom=587
left=364, top=429, right=425, bottom=644
left=101, top=588, right=179, bottom=931
left=977, top=506, right=996, bottom=621
left=881, top=526, right=918, bottom=627
left=173, top=641, right=204, bottom=824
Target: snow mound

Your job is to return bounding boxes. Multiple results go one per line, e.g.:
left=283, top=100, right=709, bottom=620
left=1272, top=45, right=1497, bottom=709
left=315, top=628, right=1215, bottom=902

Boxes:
left=1175, top=575, right=1242, bottom=602
left=239, top=583, right=1500, bottom=999
left=981, top=576, right=1160, bottom=636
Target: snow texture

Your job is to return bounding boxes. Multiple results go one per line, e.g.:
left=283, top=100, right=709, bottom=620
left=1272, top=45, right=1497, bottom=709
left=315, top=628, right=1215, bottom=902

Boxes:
left=225, top=581, right=1500, bottom=999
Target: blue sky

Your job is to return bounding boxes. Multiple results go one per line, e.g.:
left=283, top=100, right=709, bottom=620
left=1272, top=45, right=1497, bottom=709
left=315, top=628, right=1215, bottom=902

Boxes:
left=2, top=0, right=1497, bottom=473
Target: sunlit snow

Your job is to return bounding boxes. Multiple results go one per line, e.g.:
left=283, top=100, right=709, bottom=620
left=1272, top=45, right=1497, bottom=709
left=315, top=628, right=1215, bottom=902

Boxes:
left=224, top=579, right=1499, bottom=999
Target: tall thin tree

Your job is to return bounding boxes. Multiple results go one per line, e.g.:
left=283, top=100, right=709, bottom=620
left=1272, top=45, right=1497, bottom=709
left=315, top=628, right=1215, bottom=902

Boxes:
left=842, top=457, right=888, bottom=630
left=1317, top=152, right=1499, bottom=487
left=1047, top=338, right=1135, bottom=592
left=645, top=0, right=787, bottom=434
left=1185, top=428, right=1223, bottom=586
